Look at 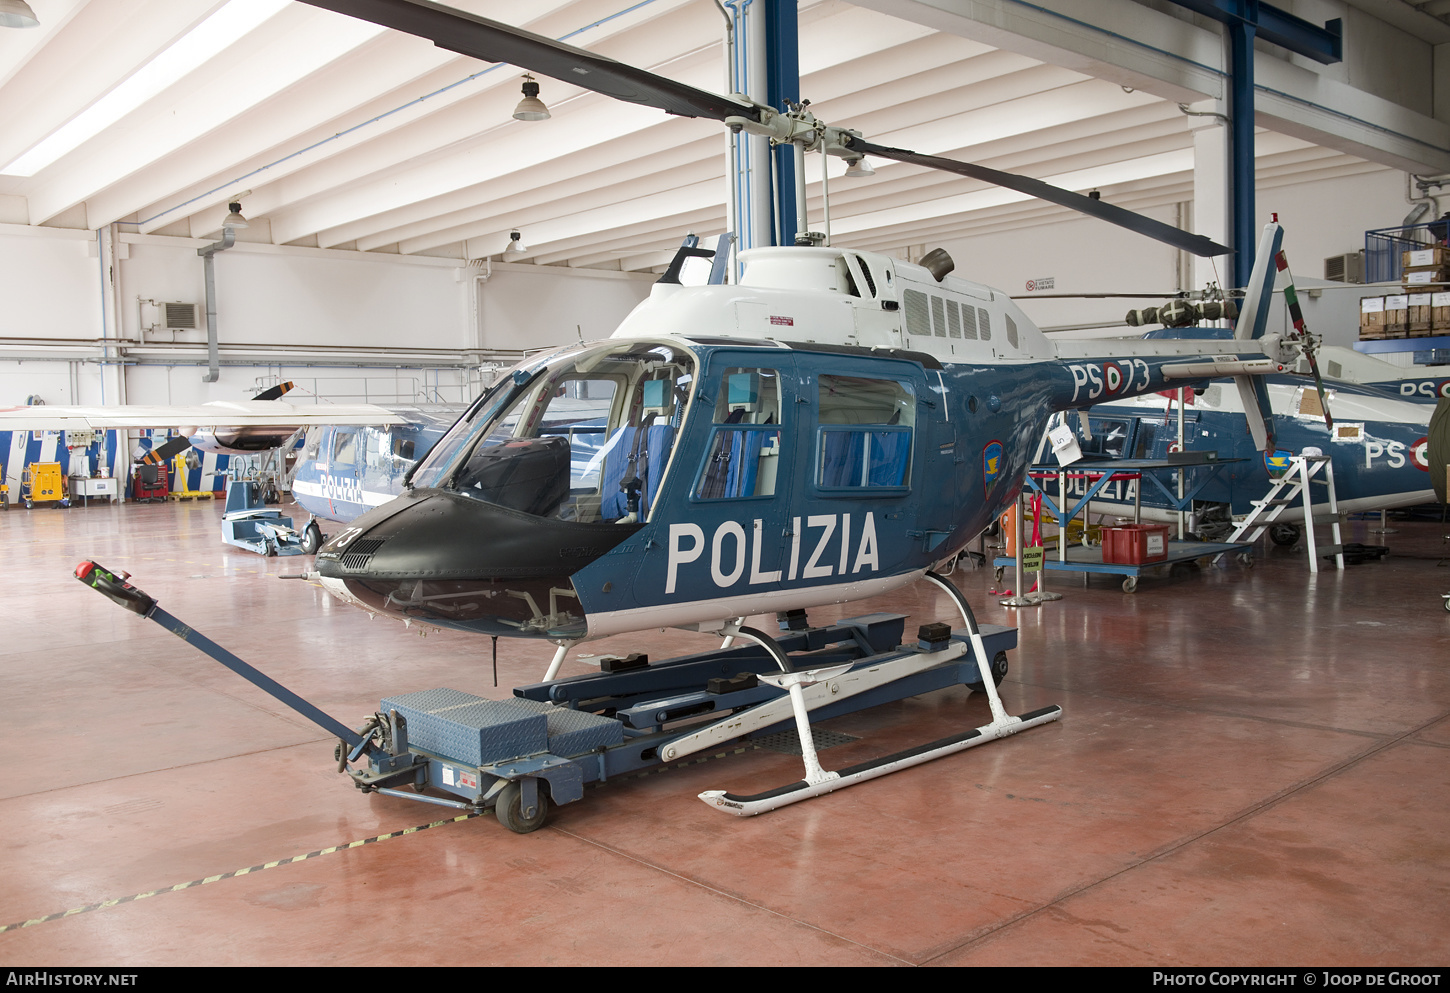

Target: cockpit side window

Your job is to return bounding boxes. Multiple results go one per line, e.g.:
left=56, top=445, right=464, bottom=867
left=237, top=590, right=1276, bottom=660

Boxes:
left=333, top=430, right=358, bottom=466
left=301, top=427, right=322, bottom=462
left=417, top=342, right=695, bottom=523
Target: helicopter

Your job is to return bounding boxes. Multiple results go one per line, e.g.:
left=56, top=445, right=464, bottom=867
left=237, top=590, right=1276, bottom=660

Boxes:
left=297, top=0, right=1308, bottom=650
left=1062, top=378, right=1435, bottom=543
left=60, top=0, right=1341, bottom=828
left=290, top=410, right=458, bottom=552
left=1058, top=285, right=1445, bottom=541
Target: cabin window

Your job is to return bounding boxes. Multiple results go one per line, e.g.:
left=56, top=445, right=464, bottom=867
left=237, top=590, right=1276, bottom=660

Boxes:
left=364, top=429, right=386, bottom=470
left=696, top=368, right=782, bottom=499
left=1084, top=417, right=1131, bottom=458
left=333, top=430, right=358, bottom=466
left=903, top=289, right=930, bottom=338
left=816, top=375, right=913, bottom=490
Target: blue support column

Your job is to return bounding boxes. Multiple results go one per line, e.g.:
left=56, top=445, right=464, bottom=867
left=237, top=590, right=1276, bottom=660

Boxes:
left=1228, top=5, right=1257, bottom=289
left=1166, top=0, right=1341, bottom=286
left=764, top=0, right=799, bottom=246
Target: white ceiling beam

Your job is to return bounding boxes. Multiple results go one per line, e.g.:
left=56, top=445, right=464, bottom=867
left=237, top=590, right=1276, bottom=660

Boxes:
left=264, top=17, right=734, bottom=243
left=461, top=178, right=722, bottom=260
left=0, top=0, right=226, bottom=171
left=270, top=1, right=971, bottom=247
left=328, top=32, right=1009, bottom=248
left=0, top=0, right=91, bottom=90
left=534, top=208, right=728, bottom=267
left=398, top=152, right=724, bottom=255
left=362, top=131, right=721, bottom=253
left=125, top=0, right=621, bottom=234
left=99, top=35, right=459, bottom=234
left=25, top=3, right=385, bottom=224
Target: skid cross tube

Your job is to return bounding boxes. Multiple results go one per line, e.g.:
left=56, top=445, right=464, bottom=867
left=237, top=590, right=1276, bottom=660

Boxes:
left=75, top=561, right=365, bottom=749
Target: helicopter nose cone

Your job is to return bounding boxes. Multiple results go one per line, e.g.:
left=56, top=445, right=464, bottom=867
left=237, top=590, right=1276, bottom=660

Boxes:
left=315, top=489, right=641, bottom=639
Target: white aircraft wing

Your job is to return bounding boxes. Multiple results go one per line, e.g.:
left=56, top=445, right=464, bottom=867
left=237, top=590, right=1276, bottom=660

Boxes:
left=0, top=400, right=404, bottom=432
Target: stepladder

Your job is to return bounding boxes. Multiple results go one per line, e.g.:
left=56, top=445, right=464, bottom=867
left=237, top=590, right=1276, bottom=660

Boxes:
left=1225, top=455, right=1344, bottom=573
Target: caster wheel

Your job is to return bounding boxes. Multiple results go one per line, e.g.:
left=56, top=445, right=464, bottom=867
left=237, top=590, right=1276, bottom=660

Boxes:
left=1122, top=576, right=1138, bottom=593
left=495, top=780, right=549, bottom=834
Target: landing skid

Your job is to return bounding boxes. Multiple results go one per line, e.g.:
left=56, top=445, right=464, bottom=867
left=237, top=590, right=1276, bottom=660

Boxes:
left=697, top=571, right=1062, bottom=816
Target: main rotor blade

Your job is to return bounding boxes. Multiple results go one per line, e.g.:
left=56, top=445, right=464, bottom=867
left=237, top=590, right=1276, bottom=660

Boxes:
left=299, top=0, right=761, bottom=124
left=845, top=137, right=1233, bottom=258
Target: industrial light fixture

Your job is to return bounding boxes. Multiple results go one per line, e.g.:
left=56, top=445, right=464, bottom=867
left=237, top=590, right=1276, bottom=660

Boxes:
left=505, top=230, right=526, bottom=254
left=222, top=201, right=249, bottom=230
left=512, top=75, right=550, bottom=121
left=0, top=1, right=39, bottom=28
left=843, top=156, right=875, bottom=178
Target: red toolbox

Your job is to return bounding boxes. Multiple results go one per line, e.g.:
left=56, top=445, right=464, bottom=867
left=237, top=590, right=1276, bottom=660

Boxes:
left=1101, top=523, right=1171, bottom=565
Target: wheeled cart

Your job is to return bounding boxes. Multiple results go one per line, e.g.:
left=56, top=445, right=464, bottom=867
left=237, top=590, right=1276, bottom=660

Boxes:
left=21, top=462, right=67, bottom=509
left=76, top=562, right=1060, bottom=833
left=995, top=540, right=1252, bottom=593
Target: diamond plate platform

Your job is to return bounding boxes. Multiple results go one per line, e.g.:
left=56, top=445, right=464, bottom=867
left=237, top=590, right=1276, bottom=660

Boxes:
left=752, top=728, right=861, bottom=755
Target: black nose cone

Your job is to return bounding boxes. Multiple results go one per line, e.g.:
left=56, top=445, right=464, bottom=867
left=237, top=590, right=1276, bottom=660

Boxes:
left=316, top=489, right=641, bottom=638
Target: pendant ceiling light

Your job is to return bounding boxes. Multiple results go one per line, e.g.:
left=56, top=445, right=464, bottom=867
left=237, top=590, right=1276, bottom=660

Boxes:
left=0, top=1, right=40, bottom=28
left=222, top=202, right=250, bottom=230
left=512, top=75, right=550, bottom=121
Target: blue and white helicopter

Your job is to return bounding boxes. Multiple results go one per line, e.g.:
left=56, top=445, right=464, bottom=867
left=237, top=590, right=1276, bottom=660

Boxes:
left=73, top=0, right=1337, bottom=827
left=1052, top=230, right=1445, bottom=541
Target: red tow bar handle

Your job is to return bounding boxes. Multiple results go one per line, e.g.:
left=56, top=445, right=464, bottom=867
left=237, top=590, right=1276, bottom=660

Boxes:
left=75, top=561, right=157, bottom=616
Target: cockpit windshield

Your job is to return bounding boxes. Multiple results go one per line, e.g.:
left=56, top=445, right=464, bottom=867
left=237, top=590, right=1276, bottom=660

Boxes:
left=409, top=341, right=696, bottom=523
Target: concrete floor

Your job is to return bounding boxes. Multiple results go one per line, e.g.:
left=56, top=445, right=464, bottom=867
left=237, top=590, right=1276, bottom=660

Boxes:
left=1, top=497, right=1447, bottom=966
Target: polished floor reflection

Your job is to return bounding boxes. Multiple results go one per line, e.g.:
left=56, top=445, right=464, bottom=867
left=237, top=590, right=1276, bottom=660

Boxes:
left=1, top=498, right=1447, bottom=966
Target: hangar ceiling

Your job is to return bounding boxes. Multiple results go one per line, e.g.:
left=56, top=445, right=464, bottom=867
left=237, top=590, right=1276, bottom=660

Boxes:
left=0, top=0, right=1392, bottom=271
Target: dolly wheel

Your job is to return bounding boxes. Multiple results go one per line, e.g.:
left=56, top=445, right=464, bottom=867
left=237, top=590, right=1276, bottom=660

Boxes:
left=1122, top=576, right=1138, bottom=593
left=1269, top=523, right=1300, bottom=547
left=966, top=651, right=1009, bottom=693
left=496, top=780, right=549, bottom=834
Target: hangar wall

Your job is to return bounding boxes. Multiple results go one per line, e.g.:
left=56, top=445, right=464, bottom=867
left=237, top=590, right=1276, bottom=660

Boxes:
left=0, top=163, right=1420, bottom=410
left=0, top=226, right=653, bottom=409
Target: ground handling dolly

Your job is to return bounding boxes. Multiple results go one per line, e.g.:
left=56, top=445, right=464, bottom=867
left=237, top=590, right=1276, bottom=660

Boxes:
left=75, top=562, right=1060, bottom=833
